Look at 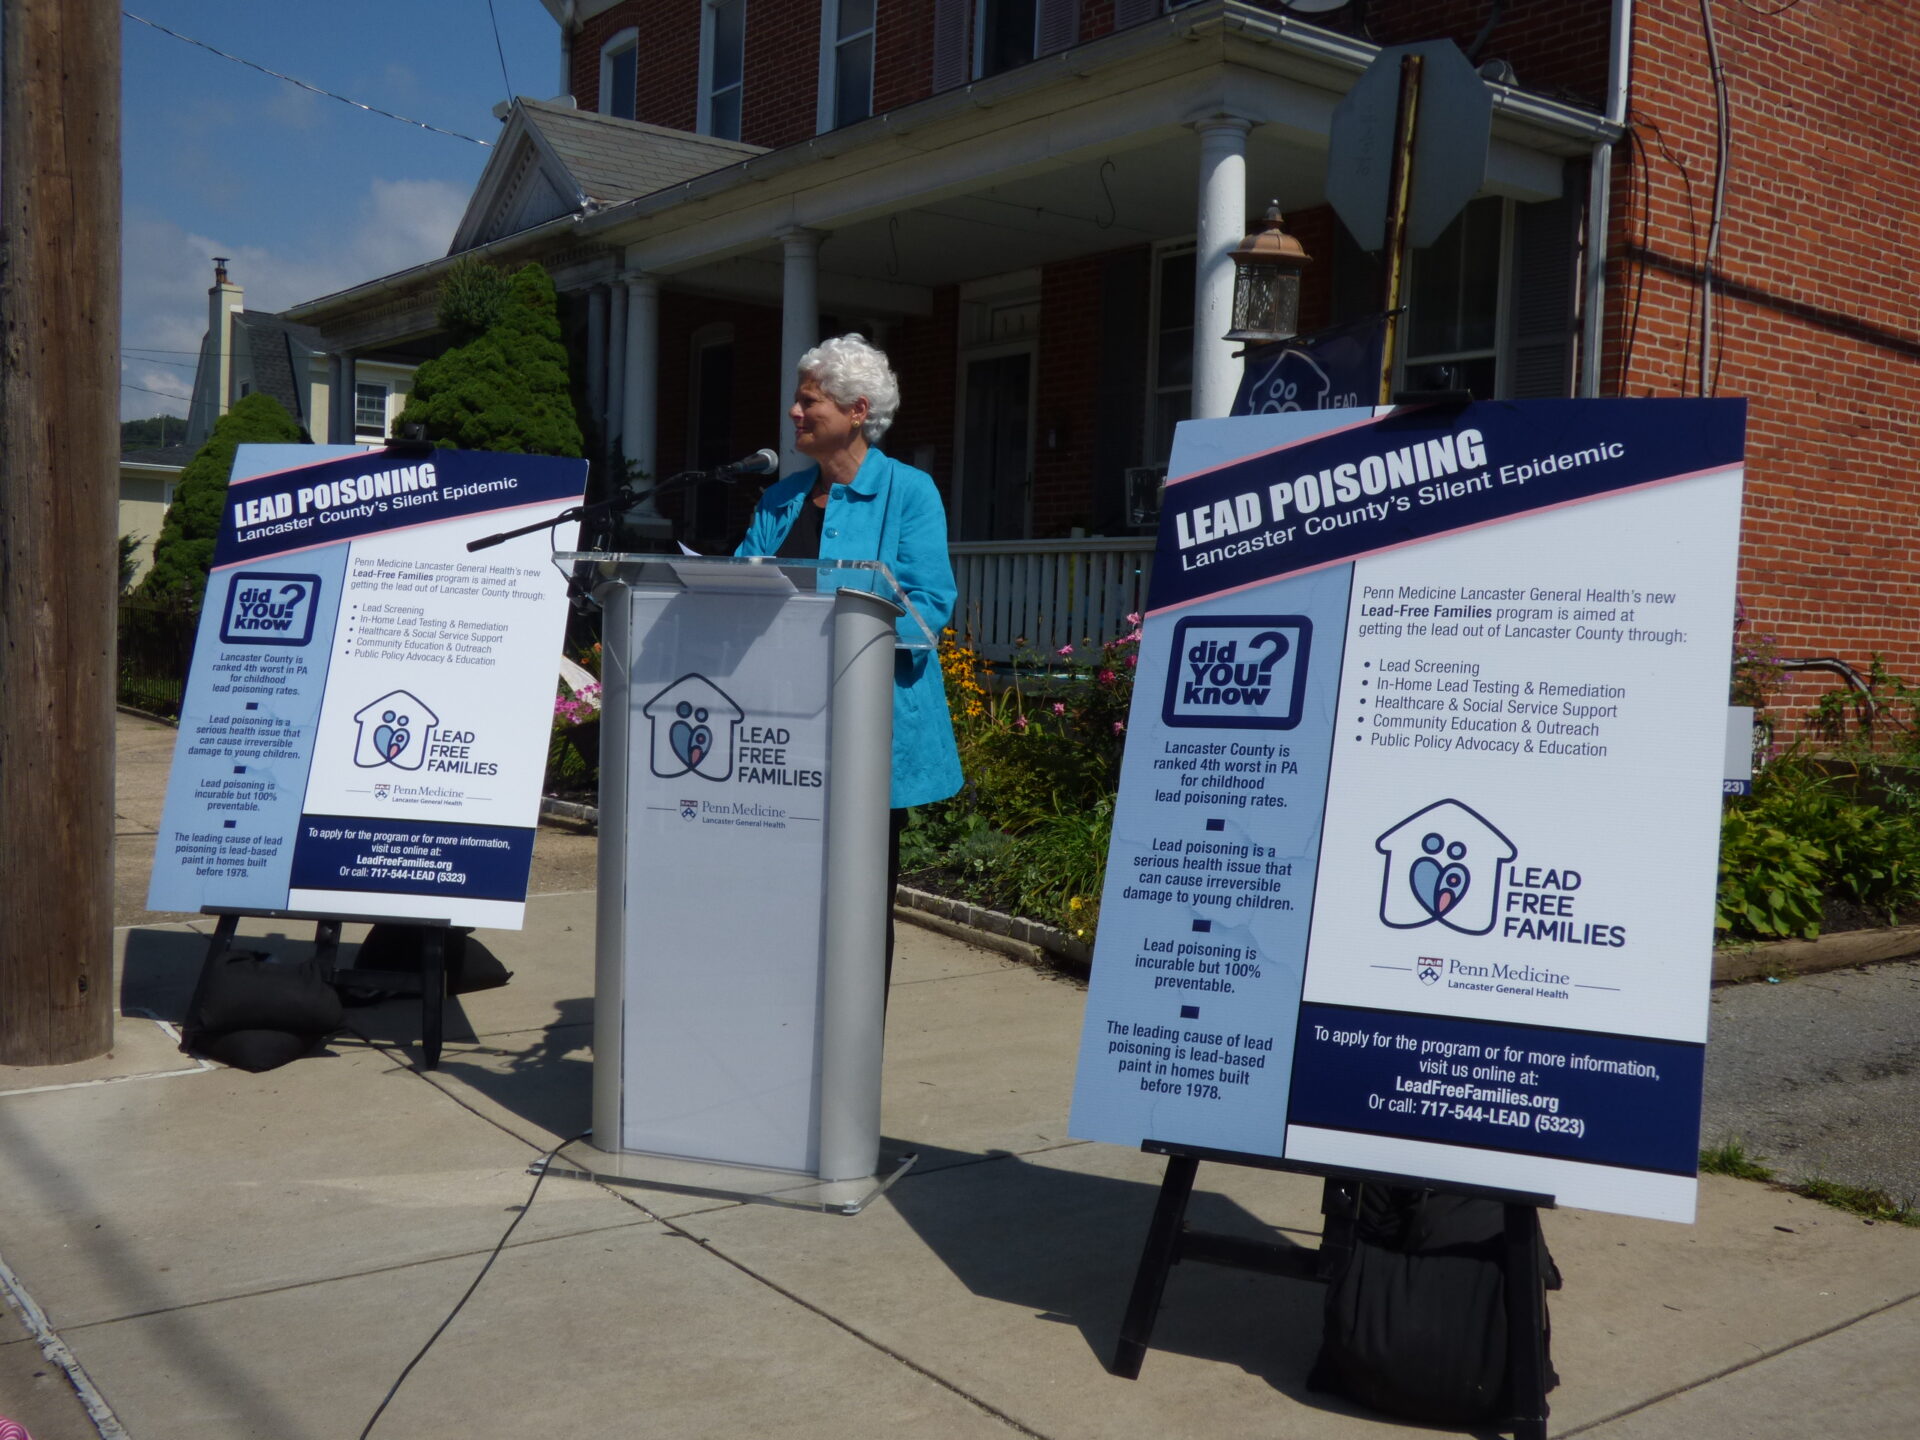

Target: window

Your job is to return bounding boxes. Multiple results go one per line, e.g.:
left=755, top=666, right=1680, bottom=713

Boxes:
left=354, top=382, right=389, bottom=434
left=701, top=0, right=745, bottom=141
left=1145, top=242, right=1195, bottom=465
left=977, top=0, right=1037, bottom=79
left=819, top=0, right=875, bottom=131
left=1401, top=197, right=1507, bottom=397
left=599, top=29, right=638, bottom=121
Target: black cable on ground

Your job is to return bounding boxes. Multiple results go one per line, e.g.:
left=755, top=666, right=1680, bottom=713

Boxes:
left=358, top=1128, right=594, bottom=1439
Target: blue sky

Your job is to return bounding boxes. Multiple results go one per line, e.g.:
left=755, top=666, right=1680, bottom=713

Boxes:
left=121, top=1, right=561, bottom=420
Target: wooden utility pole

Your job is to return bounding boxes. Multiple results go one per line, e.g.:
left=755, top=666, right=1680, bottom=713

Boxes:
left=0, top=0, right=121, bottom=1064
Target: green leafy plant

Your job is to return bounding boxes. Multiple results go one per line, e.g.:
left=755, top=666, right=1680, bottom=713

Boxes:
left=1698, top=1137, right=1775, bottom=1182
left=1715, top=804, right=1828, bottom=940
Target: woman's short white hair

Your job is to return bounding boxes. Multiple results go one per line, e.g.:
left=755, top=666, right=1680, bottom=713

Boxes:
left=798, top=333, right=900, bottom=443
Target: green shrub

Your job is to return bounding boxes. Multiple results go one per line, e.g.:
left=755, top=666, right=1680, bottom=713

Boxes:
left=1717, top=805, right=1827, bottom=940
left=395, top=262, right=583, bottom=457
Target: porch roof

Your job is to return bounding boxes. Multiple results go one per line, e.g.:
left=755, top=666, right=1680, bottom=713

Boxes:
left=285, top=0, right=1616, bottom=342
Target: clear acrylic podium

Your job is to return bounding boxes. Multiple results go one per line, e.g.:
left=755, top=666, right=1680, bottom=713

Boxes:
left=547, top=555, right=934, bottom=1209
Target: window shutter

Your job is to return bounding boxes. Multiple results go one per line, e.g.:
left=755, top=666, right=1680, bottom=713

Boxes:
left=1506, top=167, right=1582, bottom=399
left=1037, top=0, right=1080, bottom=56
left=1113, top=0, right=1160, bottom=32
left=933, top=0, right=972, bottom=92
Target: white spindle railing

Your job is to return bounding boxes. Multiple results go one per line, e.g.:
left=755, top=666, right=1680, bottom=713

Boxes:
left=948, top=538, right=1156, bottom=663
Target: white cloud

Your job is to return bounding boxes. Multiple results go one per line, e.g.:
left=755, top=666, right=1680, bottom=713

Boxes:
left=121, top=178, right=470, bottom=419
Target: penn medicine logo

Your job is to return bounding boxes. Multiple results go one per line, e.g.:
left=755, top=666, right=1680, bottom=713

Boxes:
left=1375, top=800, right=1517, bottom=936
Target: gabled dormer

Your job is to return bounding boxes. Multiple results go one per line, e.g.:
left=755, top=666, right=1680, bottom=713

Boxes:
left=449, top=96, right=764, bottom=253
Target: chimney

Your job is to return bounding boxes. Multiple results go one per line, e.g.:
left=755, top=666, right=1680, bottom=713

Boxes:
left=209, top=257, right=244, bottom=420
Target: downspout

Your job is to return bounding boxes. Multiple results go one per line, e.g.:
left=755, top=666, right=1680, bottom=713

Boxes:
left=557, top=1, right=576, bottom=98
left=1578, top=0, right=1633, bottom=396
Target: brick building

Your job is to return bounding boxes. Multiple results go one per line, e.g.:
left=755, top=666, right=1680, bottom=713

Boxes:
left=284, top=0, right=1919, bottom=685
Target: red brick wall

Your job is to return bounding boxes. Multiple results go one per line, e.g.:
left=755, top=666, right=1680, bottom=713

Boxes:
left=1033, top=256, right=1106, bottom=536
left=1603, top=0, right=1920, bottom=699
left=884, top=289, right=961, bottom=499
left=1359, top=0, right=1612, bottom=109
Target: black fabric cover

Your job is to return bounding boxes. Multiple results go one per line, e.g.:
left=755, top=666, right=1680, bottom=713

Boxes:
left=182, top=949, right=343, bottom=1071
left=197, top=1027, right=318, bottom=1073
left=1308, top=1185, right=1558, bottom=1426
left=339, top=924, right=511, bottom=998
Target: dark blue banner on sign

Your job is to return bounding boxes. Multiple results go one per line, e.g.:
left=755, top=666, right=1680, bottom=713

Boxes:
left=212, top=448, right=587, bottom=570
left=1232, top=316, right=1386, bottom=417
left=288, top=813, right=536, bottom=904
left=1149, top=397, right=1746, bottom=615
left=1288, top=1002, right=1705, bottom=1177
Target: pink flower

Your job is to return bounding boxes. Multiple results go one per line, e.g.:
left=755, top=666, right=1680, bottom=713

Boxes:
left=1098, top=669, right=1117, bottom=685
left=1013, top=714, right=1029, bottom=730
left=1125, top=612, right=1141, bottom=626
left=1113, top=720, right=1126, bottom=735
left=1126, top=654, right=1138, bottom=667
left=1057, top=643, right=1074, bottom=657
left=1052, top=702, right=1066, bottom=715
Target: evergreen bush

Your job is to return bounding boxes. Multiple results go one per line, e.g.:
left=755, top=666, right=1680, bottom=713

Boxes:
left=394, top=262, right=583, bottom=457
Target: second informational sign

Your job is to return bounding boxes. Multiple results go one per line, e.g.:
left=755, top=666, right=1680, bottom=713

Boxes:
left=148, top=444, right=586, bottom=928
left=1069, top=399, right=1745, bottom=1222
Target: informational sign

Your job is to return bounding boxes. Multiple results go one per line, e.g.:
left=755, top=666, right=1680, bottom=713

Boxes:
left=148, top=444, right=586, bottom=928
left=1069, top=400, right=1745, bottom=1222
left=615, top=587, right=835, bottom=1171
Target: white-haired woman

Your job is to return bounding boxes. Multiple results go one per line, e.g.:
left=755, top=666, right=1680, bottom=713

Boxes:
left=737, top=334, right=963, bottom=987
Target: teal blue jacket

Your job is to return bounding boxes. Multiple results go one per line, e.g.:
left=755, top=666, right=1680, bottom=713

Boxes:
left=736, top=448, right=964, bottom=809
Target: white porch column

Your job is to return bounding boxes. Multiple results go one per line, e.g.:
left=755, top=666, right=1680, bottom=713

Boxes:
left=622, top=272, right=661, bottom=513
left=606, top=281, right=628, bottom=455
left=1191, top=116, right=1251, bottom=419
left=779, top=228, right=821, bottom=476
left=586, top=285, right=608, bottom=429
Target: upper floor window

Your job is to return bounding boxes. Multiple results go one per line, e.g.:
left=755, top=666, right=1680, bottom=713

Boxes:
left=701, top=0, right=746, bottom=141
left=600, top=29, right=639, bottom=121
left=355, top=382, right=389, bottom=435
left=933, top=0, right=1079, bottom=91
left=977, top=0, right=1037, bottom=78
left=819, top=0, right=875, bottom=131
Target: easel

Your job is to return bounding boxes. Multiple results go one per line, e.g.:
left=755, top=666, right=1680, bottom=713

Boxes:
left=1112, top=1139, right=1556, bottom=1440
left=186, top=908, right=455, bottom=1070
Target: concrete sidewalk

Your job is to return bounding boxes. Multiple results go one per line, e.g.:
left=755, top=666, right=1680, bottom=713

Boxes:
left=1, top=715, right=1914, bottom=1438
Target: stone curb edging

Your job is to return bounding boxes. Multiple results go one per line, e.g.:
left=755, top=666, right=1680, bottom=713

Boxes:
left=539, top=797, right=600, bottom=828
left=1713, top=921, right=1920, bottom=983
left=894, top=885, right=1092, bottom=976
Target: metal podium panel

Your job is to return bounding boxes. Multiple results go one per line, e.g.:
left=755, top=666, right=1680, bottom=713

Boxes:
left=615, top=586, right=835, bottom=1172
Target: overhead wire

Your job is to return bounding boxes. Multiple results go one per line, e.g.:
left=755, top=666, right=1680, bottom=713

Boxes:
left=484, top=0, right=516, bottom=105
left=122, top=11, right=492, bottom=147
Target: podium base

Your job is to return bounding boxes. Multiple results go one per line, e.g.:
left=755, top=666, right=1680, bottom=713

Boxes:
left=537, top=1139, right=918, bottom=1216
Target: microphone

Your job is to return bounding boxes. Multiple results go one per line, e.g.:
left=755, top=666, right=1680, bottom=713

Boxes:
left=714, top=448, right=780, bottom=478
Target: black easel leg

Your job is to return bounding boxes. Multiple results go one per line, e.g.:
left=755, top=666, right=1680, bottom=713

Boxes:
left=1111, top=1153, right=1200, bottom=1379
left=312, top=919, right=341, bottom=981
left=180, top=914, right=240, bottom=1053
left=1503, top=1202, right=1549, bottom=1440
left=420, top=928, right=445, bottom=1071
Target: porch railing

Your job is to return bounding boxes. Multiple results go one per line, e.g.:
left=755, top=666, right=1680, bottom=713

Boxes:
left=949, top=537, right=1156, bottom=663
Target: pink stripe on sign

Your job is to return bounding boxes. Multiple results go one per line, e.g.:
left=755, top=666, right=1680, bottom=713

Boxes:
left=1147, top=462, right=1740, bottom=618
left=0, top=1417, right=34, bottom=1439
